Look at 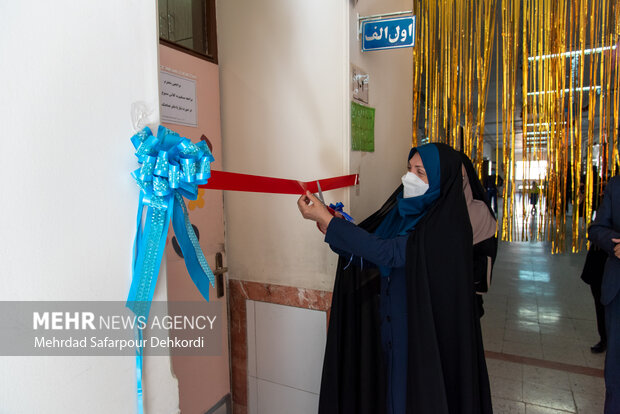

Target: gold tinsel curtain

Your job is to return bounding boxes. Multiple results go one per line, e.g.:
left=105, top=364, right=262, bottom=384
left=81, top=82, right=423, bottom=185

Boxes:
left=516, top=0, right=619, bottom=252
left=411, top=0, right=498, bottom=178
left=412, top=0, right=620, bottom=253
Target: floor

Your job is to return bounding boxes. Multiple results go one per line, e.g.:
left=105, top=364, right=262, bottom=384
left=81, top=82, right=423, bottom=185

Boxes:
left=482, top=239, right=606, bottom=413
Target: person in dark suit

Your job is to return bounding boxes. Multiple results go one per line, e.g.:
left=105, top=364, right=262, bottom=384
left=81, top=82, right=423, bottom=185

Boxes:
left=582, top=172, right=608, bottom=353
left=484, top=171, right=503, bottom=215
left=580, top=244, right=607, bottom=353
left=588, top=175, right=620, bottom=413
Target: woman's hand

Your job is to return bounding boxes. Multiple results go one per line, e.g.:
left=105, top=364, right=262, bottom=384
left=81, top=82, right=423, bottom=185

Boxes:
left=613, top=238, right=620, bottom=259
left=297, top=190, right=334, bottom=231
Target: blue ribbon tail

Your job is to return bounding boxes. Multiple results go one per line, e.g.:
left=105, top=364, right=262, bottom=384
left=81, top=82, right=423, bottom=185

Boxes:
left=171, top=193, right=215, bottom=302
left=132, top=193, right=145, bottom=272
left=135, top=328, right=144, bottom=414
left=127, top=195, right=172, bottom=414
left=340, top=211, right=355, bottom=222
left=126, top=195, right=174, bottom=321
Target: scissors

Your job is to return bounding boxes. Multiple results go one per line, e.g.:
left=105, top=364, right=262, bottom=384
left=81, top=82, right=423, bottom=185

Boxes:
left=312, top=181, right=339, bottom=233
left=314, top=181, right=326, bottom=206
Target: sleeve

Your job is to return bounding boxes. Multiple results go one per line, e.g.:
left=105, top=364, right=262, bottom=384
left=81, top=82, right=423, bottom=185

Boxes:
left=472, top=237, right=497, bottom=293
left=326, top=243, right=365, bottom=268
left=588, top=178, right=620, bottom=256
left=327, top=243, right=353, bottom=257
left=324, top=217, right=409, bottom=269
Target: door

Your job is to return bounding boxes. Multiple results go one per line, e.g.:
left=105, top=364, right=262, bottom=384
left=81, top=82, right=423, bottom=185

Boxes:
left=160, top=43, right=231, bottom=414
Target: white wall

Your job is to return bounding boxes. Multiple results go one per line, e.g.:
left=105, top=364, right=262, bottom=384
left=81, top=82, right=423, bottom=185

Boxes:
left=348, top=0, right=415, bottom=221
left=246, top=301, right=326, bottom=413
left=0, top=2, right=178, bottom=413
left=217, top=0, right=349, bottom=291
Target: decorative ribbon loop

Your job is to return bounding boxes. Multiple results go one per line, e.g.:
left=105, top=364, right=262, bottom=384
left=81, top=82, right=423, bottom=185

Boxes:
left=138, top=156, right=156, bottom=182
left=169, top=163, right=181, bottom=189
left=154, top=151, right=169, bottom=177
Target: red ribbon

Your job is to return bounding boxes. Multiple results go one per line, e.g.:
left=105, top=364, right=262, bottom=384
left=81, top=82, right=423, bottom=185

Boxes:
left=199, top=171, right=359, bottom=194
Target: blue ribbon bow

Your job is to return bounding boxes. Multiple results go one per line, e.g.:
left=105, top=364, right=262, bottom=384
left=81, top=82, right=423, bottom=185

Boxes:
left=127, top=126, right=215, bottom=413
left=329, top=202, right=355, bottom=223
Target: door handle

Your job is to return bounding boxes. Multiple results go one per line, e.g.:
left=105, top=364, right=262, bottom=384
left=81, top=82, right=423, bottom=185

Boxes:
left=213, top=252, right=228, bottom=275
left=214, top=252, right=227, bottom=298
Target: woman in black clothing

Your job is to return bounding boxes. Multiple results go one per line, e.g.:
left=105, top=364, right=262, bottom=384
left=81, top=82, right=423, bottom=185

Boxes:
left=298, top=143, right=496, bottom=414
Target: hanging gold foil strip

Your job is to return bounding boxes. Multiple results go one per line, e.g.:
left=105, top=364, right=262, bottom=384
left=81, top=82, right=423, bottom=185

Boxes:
left=615, top=3, right=620, bottom=177
left=598, top=0, right=609, bottom=212
left=571, top=0, right=586, bottom=253
left=411, top=0, right=425, bottom=147
left=521, top=0, right=529, bottom=242
left=496, top=27, right=500, bottom=237
left=500, top=0, right=521, bottom=241
left=475, top=0, right=498, bottom=175
left=584, top=0, right=602, bottom=250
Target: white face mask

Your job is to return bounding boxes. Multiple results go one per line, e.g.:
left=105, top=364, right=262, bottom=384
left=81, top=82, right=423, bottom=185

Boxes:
left=401, top=172, right=429, bottom=198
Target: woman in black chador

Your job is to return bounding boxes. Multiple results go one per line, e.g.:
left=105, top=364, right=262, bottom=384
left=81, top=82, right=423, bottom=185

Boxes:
left=298, top=143, right=496, bottom=414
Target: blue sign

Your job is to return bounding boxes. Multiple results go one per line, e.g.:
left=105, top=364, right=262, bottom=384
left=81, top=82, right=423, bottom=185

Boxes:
left=361, top=16, right=415, bottom=52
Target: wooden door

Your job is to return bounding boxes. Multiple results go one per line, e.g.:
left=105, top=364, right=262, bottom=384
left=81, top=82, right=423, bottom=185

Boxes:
left=160, top=43, right=230, bottom=414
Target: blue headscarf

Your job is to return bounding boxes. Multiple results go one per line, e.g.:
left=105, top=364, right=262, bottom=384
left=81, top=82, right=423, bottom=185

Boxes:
left=374, top=143, right=441, bottom=276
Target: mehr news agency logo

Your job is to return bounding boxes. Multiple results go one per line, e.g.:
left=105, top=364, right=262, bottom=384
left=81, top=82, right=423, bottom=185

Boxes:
left=32, top=310, right=217, bottom=351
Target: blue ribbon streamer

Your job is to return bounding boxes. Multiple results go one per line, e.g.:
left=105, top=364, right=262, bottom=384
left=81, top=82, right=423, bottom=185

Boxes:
left=329, top=202, right=355, bottom=223
left=328, top=202, right=356, bottom=271
left=135, top=328, right=144, bottom=413
left=127, top=126, right=215, bottom=414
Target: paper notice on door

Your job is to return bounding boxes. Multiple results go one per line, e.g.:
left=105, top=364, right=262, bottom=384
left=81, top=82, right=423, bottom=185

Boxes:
left=160, top=70, right=197, bottom=127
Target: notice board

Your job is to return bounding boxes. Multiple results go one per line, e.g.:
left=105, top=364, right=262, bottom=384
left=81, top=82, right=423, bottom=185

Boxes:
left=351, top=101, right=375, bottom=152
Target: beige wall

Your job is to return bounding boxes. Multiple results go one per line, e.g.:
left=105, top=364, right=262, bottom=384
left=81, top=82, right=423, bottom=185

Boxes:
left=217, top=1, right=415, bottom=291
left=217, top=0, right=350, bottom=292
left=348, top=0, right=415, bottom=221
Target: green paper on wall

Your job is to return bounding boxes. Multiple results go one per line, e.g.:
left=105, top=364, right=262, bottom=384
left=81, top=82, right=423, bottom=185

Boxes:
left=351, top=101, right=375, bottom=152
